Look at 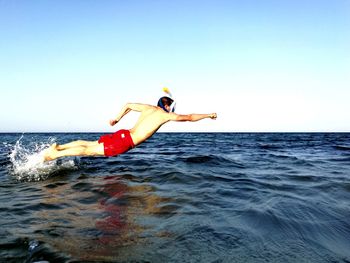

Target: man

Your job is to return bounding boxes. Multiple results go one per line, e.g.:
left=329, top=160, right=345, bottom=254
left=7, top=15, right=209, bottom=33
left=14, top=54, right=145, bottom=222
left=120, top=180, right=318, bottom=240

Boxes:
left=44, top=96, right=217, bottom=161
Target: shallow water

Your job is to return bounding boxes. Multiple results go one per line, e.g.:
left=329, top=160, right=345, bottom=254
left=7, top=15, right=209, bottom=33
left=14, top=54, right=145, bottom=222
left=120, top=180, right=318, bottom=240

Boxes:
left=1, top=133, right=350, bottom=262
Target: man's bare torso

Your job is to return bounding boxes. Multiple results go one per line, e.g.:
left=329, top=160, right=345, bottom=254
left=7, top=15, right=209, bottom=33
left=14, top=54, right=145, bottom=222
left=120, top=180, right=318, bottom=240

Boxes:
left=129, top=105, right=170, bottom=145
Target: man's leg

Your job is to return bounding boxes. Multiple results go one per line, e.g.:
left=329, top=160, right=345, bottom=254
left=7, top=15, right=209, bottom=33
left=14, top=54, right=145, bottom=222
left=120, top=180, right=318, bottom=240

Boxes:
left=44, top=141, right=104, bottom=161
left=56, top=140, right=97, bottom=150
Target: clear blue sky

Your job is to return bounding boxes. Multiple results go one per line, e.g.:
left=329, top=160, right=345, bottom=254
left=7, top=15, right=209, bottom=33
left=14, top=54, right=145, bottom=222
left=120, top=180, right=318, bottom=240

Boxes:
left=0, top=0, right=349, bottom=132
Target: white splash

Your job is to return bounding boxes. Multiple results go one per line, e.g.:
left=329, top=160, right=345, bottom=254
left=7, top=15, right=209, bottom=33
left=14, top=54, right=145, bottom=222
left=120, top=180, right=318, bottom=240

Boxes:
left=7, top=135, right=77, bottom=181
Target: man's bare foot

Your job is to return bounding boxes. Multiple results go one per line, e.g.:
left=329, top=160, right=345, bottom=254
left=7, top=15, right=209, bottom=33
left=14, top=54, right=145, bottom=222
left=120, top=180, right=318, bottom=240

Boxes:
left=43, top=143, right=58, bottom=162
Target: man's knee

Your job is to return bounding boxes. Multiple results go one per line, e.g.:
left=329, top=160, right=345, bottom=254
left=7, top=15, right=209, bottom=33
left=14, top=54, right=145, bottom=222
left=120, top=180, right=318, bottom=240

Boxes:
left=85, top=144, right=104, bottom=156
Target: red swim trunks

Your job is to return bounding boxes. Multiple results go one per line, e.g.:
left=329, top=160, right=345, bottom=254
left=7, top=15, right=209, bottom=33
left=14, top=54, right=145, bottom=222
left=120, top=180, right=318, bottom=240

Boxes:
left=98, top=129, right=135, bottom=157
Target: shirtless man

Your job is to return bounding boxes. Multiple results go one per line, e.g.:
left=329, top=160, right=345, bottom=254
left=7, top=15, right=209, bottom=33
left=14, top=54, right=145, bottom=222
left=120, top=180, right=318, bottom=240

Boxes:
left=44, top=96, right=217, bottom=161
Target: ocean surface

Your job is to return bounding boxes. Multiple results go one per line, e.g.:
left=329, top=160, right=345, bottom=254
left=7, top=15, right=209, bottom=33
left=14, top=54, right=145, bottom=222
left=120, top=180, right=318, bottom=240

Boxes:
left=0, top=132, right=350, bottom=263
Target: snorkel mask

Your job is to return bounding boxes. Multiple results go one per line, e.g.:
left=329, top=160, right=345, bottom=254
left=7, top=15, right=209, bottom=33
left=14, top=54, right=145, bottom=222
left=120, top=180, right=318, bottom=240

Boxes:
left=157, top=87, right=176, bottom=112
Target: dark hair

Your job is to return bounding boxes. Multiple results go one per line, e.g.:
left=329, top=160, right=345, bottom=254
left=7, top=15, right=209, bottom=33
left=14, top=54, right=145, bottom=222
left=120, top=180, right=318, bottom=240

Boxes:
left=157, top=96, right=174, bottom=112
left=161, top=97, right=172, bottom=106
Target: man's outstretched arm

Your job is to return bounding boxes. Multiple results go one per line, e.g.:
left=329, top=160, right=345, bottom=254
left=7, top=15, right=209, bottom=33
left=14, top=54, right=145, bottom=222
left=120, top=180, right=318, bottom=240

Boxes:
left=110, top=103, right=152, bottom=126
left=169, top=113, right=217, bottom=122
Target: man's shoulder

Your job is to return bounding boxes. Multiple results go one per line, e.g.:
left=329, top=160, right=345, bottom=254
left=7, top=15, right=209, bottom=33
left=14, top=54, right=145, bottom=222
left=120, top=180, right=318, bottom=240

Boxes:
left=139, top=103, right=159, bottom=110
left=160, top=111, right=180, bottom=121
left=149, top=106, right=171, bottom=117
left=128, top=103, right=156, bottom=111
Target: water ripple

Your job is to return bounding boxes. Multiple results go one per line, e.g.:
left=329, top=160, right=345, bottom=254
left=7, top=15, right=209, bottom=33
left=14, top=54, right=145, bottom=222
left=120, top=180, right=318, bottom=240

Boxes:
left=1, top=133, right=350, bottom=262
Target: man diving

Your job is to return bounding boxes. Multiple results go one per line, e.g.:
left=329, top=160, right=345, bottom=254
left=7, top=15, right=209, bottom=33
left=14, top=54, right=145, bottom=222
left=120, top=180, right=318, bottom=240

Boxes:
left=44, top=92, right=217, bottom=161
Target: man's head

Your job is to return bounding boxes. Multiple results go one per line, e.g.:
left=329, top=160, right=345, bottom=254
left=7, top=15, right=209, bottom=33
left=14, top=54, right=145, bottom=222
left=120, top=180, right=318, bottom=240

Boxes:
left=157, top=96, right=175, bottom=112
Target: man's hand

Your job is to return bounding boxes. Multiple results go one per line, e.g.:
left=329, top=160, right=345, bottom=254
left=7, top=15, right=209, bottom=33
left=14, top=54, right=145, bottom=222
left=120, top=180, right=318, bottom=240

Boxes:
left=209, top=113, right=217, bottom=120
left=109, top=119, right=118, bottom=126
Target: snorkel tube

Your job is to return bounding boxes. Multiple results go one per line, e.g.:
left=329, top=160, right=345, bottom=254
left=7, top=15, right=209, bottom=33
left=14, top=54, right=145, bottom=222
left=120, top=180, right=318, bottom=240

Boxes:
left=157, top=87, right=176, bottom=112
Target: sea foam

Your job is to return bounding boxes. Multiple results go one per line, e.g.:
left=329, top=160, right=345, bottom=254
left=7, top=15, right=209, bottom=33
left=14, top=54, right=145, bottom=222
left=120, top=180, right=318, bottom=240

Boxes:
left=7, top=135, right=76, bottom=181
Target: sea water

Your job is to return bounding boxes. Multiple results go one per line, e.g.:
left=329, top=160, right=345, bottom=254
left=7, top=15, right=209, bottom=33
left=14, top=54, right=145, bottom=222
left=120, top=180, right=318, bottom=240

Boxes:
left=0, top=133, right=349, bottom=262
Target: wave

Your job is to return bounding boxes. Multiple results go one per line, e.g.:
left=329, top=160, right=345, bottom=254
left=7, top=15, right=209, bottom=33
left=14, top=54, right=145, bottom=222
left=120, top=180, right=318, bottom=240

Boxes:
left=326, top=156, right=350, bottom=163
left=6, top=135, right=77, bottom=182
left=258, top=143, right=281, bottom=150
left=264, top=153, right=315, bottom=167
left=333, top=145, right=350, bottom=151
left=180, top=154, right=241, bottom=167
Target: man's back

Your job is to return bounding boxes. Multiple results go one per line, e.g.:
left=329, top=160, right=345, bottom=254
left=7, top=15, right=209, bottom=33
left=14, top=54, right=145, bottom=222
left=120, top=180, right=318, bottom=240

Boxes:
left=129, top=105, right=170, bottom=145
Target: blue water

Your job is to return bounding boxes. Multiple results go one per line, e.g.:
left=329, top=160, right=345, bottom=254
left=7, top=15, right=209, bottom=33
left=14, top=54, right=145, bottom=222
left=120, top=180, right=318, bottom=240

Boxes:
left=1, top=133, right=350, bottom=262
